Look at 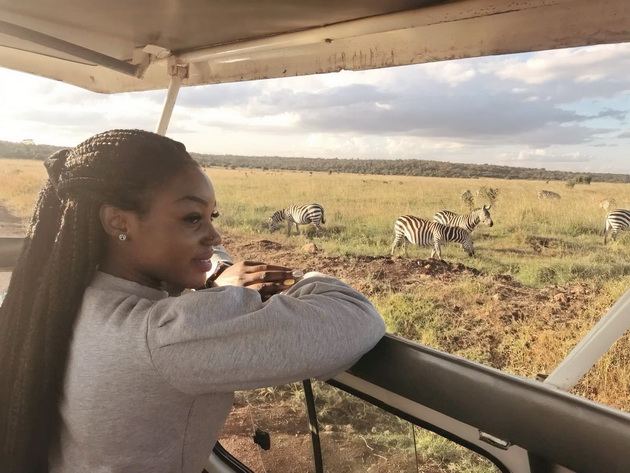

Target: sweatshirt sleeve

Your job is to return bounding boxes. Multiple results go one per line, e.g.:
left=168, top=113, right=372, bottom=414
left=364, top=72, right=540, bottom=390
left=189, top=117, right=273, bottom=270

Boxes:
left=146, top=275, right=386, bottom=395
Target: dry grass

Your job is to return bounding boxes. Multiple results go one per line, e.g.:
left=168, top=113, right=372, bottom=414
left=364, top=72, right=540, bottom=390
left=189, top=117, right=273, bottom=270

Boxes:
left=207, top=167, right=630, bottom=411
left=2, top=160, right=630, bottom=411
left=0, top=159, right=46, bottom=218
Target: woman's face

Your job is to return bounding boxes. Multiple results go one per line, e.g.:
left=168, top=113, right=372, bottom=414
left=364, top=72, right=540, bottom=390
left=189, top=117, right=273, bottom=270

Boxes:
left=119, top=164, right=222, bottom=290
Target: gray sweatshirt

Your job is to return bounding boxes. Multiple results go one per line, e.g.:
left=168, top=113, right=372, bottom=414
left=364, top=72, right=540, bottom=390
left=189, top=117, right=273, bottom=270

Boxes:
left=49, top=271, right=385, bottom=472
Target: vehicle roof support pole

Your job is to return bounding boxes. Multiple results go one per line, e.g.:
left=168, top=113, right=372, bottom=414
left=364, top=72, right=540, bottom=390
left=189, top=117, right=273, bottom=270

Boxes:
left=155, top=63, right=188, bottom=136
left=544, top=286, right=630, bottom=391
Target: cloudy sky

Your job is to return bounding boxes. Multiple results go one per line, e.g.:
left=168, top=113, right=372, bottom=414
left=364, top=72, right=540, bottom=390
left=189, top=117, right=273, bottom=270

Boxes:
left=1, top=42, right=630, bottom=174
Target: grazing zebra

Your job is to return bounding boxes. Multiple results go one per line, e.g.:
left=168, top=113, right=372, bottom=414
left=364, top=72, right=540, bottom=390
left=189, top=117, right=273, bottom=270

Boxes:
left=604, top=209, right=630, bottom=244
left=269, top=203, right=325, bottom=236
left=538, top=190, right=561, bottom=199
left=432, top=205, right=493, bottom=232
left=391, top=215, right=474, bottom=259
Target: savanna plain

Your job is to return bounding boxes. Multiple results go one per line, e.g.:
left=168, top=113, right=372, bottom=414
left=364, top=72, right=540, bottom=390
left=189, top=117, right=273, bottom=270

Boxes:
left=2, top=159, right=630, bottom=472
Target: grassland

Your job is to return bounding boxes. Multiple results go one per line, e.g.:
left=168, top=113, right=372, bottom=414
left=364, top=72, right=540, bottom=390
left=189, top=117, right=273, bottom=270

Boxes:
left=5, top=159, right=630, bottom=273
left=206, top=166, right=630, bottom=404
left=2, top=160, right=630, bottom=384
left=0, top=159, right=47, bottom=219
left=3, top=158, right=630, bottom=471
left=204, top=166, right=630, bottom=283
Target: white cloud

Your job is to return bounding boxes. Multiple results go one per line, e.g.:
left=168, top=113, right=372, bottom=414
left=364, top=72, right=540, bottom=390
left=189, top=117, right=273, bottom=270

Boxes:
left=496, top=43, right=630, bottom=85
left=421, top=61, right=477, bottom=85
left=2, top=42, right=630, bottom=173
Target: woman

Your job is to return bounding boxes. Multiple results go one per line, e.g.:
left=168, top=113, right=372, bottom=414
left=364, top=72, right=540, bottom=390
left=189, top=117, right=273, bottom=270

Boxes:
left=0, top=130, right=385, bottom=472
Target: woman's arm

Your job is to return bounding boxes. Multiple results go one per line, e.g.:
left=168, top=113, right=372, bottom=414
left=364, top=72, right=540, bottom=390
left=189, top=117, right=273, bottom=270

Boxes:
left=146, top=274, right=385, bottom=395
left=209, top=261, right=301, bottom=300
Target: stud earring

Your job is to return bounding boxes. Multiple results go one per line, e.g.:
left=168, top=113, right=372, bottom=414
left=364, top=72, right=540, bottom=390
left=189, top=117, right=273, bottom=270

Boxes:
left=118, top=233, right=127, bottom=241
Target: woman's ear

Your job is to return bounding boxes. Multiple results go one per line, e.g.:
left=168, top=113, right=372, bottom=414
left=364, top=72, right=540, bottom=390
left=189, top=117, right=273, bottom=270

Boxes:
left=99, top=205, right=130, bottom=238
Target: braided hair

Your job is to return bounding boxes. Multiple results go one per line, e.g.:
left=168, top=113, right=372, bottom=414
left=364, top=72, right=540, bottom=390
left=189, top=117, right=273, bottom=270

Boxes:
left=0, top=129, right=197, bottom=472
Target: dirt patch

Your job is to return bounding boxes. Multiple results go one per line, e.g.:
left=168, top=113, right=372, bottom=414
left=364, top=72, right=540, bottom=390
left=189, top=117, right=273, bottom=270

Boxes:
left=222, top=233, right=594, bottom=322
left=220, top=400, right=417, bottom=473
left=223, top=234, right=482, bottom=296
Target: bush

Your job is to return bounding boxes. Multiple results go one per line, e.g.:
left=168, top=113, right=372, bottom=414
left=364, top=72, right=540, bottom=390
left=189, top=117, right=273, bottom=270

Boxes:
left=477, top=186, right=500, bottom=205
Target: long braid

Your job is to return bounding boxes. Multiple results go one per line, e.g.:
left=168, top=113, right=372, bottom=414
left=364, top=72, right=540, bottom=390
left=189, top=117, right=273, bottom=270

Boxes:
left=1, top=182, right=68, bottom=471
left=0, top=129, right=196, bottom=472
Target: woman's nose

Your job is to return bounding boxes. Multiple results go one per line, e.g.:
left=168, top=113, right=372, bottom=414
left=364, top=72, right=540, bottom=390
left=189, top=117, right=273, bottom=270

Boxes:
left=204, top=224, right=222, bottom=246
left=210, top=228, right=222, bottom=246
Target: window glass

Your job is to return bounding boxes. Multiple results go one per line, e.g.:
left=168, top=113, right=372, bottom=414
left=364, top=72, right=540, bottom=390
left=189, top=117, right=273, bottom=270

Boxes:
left=312, top=380, right=501, bottom=473
left=219, top=383, right=314, bottom=472
left=219, top=381, right=501, bottom=473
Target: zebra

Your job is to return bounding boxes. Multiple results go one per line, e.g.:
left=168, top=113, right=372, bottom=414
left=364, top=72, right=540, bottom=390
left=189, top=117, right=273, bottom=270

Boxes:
left=604, top=209, right=630, bottom=244
left=432, top=205, right=493, bottom=232
left=538, top=190, right=561, bottom=199
left=269, top=203, right=325, bottom=236
left=391, top=215, right=474, bottom=259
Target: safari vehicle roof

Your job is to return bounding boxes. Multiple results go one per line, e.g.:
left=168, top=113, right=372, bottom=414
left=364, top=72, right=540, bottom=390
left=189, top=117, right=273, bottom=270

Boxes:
left=1, top=0, right=629, bottom=94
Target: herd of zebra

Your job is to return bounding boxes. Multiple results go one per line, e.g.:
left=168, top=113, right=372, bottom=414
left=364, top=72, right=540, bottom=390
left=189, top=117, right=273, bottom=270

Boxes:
left=268, top=203, right=495, bottom=259
left=268, top=202, right=630, bottom=258
left=390, top=205, right=493, bottom=259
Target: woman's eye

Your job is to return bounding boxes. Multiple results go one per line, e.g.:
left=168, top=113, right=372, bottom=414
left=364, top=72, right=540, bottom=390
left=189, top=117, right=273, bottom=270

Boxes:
left=184, top=214, right=202, bottom=225
left=211, top=210, right=220, bottom=220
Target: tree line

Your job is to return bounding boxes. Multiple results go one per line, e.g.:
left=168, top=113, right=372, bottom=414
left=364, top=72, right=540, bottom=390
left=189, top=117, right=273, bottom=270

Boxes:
left=1, top=139, right=628, bottom=183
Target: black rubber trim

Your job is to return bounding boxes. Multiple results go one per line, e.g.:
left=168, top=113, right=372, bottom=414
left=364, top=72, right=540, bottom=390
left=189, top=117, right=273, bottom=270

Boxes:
left=302, top=379, right=324, bottom=473
left=527, top=452, right=555, bottom=473
left=209, top=441, right=255, bottom=473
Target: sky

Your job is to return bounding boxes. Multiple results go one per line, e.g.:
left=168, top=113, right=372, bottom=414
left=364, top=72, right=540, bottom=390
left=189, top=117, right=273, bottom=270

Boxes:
left=1, top=42, right=630, bottom=174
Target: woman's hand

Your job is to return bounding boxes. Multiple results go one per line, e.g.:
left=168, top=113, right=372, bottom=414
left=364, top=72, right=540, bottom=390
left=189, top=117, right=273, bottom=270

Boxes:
left=213, top=261, right=301, bottom=300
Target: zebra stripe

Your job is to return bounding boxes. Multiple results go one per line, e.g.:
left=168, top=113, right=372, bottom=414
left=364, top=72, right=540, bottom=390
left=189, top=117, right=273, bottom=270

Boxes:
left=391, top=215, right=474, bottom=259
left=269, top=203, right=325, bottom=235
left=538, top=190, right=561, bottom=199
left=433, top=205, right=493, bottom=232
left=604, top=209, right=630, bottom=244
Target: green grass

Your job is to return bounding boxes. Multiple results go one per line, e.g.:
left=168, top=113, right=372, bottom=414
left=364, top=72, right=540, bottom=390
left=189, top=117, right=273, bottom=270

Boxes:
left=205, top=167, right=630, bottom=286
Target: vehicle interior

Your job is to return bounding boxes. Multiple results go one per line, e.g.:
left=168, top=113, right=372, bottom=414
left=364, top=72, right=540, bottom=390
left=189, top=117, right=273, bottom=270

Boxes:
left=2, top=0, right=630, bottom=472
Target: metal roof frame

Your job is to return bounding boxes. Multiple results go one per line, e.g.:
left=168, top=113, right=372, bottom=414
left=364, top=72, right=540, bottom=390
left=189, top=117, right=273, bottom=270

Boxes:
left=1, top=0, right=629, bottom=94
